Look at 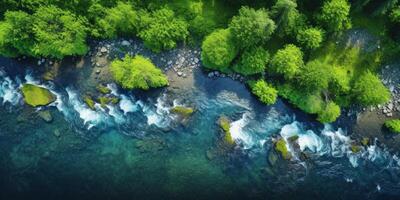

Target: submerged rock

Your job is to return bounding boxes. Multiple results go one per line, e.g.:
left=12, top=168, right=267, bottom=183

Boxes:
left=21, top=84, right=56, bottom=107
left=170, top=106, right=194, bottom=118
left=274, top=139, right=291, bottom=160
left=37, top=110, right=53, bottom=123
left=218, top=116, right=234, bottom=145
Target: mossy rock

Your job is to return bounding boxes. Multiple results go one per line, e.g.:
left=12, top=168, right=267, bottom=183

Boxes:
left=84, top=95, right=96, bottom=110
left=170, top=106, right=194, bottom=118
left=37, top=110, right=53, bottom=123
left=361, top=137, right=370, bottom=146
left=98, top=96, right=110, bottom=109
left=218, top=116, right=234, bottom=145
left=96, top=84, right=111, bottom=94
left=110, top=97, right=120, bottom=104
left=350, top=145, right=362, bottom=153
left=275, top=139, right=291, bottom=160
left=21, top=84, right=56, bottom=107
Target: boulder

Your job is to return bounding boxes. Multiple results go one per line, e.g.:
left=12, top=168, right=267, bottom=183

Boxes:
left=21, top=84, right=56, bottom=107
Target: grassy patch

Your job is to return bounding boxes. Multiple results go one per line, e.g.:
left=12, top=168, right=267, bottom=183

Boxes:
left=21, top=84, right=56, bottom=107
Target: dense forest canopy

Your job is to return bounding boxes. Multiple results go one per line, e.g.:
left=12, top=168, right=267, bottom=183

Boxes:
left=0, top=0, right=399, bottom=123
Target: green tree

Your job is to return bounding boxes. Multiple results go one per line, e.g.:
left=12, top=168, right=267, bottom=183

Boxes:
left=250, top=80, right=278, bottom=105
left=229, top=6, right=276, bottom=48
left=271, top=0, right=305, bottom=37
left=317, top=101, right=341, bottom=123
left=233, top=47, right=269, bottom=75
left=296, top=27, right=324, bottom=49
left=297, top=60, right=331, bottom=92
left=0, top=11, right=35, bottom=57
left=93, top=2, right=138, bottom=38
left=352, top=71, right=391, bottom=106
left=110, top=55, right=169, bottom=90
left=189, top=15, right=217, bottom=38
left=319, top=0, right=351, bottom=33
left=390, top=6, right=400, bottom=23
left=270, top=44, right=304, bottom=80
left=138, top=8, right=189, bottom=52
left=201, top=29, right=238, bottom=71
left=33, top=6, right=88, bottom=59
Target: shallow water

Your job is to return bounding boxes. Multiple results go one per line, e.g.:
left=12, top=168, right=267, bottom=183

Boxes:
left=0, top=44, right=400, bottom=200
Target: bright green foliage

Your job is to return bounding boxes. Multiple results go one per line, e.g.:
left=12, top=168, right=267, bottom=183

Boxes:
left=297, top=60, right=332, bottom=92
left=384, top=119, right=400, bottom=133
left=0, top=11, right=34, bottom=57
left=296, top=27, right=324, bottom=49
left=317, top=101, right=341, bottom=123
left=352, top=71, right=390, bottom=106
left=250, top=80, right=278, bottom=105
left=279, top=84, right=324, bottom=114
left=319, top=0, right=351, bottom=33
left=201, top=29, right=238, bottom=71
left=233, top=47, right=269, bottom=75
left=138, top=8, right=189, bottom=52
left=93, top=2, right=138, bottom=38
left=110, top=55, right=168, bottom=90
left=84, top=95, right=96, bottom=110
left=33, top=6, right=88, bottom=59
left=270, top=44, right=304, bottom=80
left=330, top=66, right=351, bottom=95
left=390, top=7, right=400, bottom=23
left=271, top=0, right=304, bottom=37
left=229, top=6, right=276, bottom=48
left=21, top=84, right=56, bottom=107
left=275, top=139, right=290, bottom=159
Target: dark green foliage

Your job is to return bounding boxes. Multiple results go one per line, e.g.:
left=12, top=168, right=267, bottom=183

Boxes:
left=278, top=84, right=324, bottom=114
left=201, top=29, right=238, bottom=71
left=233, top=47, right=269, bottom=75
left=390, top=6, right=400, bottom=22
left=319, top=0, right=351, bottom=33
left=297, top=60, right=331, bottom=92
left=271, top=0, right=305, bottom=37
left=384, top=119, right=400, bottom=133
left=317, top=101, right=341, bottom=123
left=32, top=6, right=88, bottom=58
left=229, top=6, right=276, bottom=48
left=92, top=2, right=138, bottom=38
left=270, top=44, right=304, bottom=80
left=352, top=71, right=391, bottom=106
left=0, top=11, right=34, bottom=57
left=296, top=27, right=324, bottom=49
left=138, top=7, right=189, bottom=52
left=110, top=55, right=168, bottom=90
left=250, top=80, right=278, bottom=105
left=189, top=15, right=217, bottom=38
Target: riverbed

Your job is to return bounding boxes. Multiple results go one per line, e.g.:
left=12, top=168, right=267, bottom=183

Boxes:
left=0, top=39, right=400, bottom=200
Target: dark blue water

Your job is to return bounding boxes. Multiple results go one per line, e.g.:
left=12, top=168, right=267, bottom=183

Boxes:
left=0, top=41, right=400, bottom=200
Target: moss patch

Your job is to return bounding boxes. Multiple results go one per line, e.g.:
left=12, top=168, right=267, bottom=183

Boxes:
left=170, top=106, right=194, bottom=117
left=218, top=116, right=234, bottom=145
left=275, top=139, right=290, bottom=160
left=350, top=145, right=362, bottom=153
left=84, top=95, right=96, bottom=110
left=97, top=84, right=111, bottom=94
left=21, top=84, right=56, bottom=107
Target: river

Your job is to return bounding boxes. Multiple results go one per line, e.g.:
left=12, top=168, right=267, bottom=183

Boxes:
left=0, top=39, right=399, bottom=200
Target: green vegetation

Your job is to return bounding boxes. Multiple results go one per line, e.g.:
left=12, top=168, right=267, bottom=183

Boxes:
left=233, top=47, right=269, bottom=76
left=296, top=28, right=324, bottom=49
left=317, top=101, right=341, bottom=123
left=250, top=80, right=278, bottom=105
left=84, top=95, right=96, bottom=110
left=229, top=7, right=276, bottom=49
left=275, top=139, right=290, bottom=160
left=297, top=60, right=331, bottom=93
left=21, top=84, right=56, bottom=107
left=97, top=84, right=111, bottom=94
left=270, top=44, right=304, bottom=80
left=110, top=55, right=168, bottom=90
left=319, top=0, right=351, bottom=33
left=201, top=29, right=238, bottom=71
left=352, top=71, right=391, bottom=106
left=384, top=119, right=400, bottom=134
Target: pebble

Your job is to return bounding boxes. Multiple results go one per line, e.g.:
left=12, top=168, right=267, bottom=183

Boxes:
left=100, top=47, right=108, bottom=53
left=96, top=69, right=101, bottom=74
left=177, top=72, right=183, bottom=76
left=121, top=40, right=131, bottom=46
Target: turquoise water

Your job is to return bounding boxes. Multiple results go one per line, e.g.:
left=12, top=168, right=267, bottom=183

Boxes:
left=0, top=43, right=400, bottom=199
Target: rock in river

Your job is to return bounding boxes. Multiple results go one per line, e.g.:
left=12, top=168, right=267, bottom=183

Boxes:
left=37, top=110, right=53, bottom=123
left=21, top=84, right=56, bottom=107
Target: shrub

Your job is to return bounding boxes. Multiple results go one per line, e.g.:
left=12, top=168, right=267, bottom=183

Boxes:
left=352, top=71, right=391, bottom=106
left=270, top=44, right=304, bottom=80
left=279, top=84, right=324, bottom=114
left=189, top=15, right=217, bottom=38
left=384, top=119, right=400, bottom=133
left=317, top=101, right=341, bottom=123
left=271, top=0, right=305, bottom=37
left=110, top=55, right=168, bottom=90
left=138, top=8, right=189, bottom=52
left=297, top=60, right=331, bottom=92
left=229, top=6, right=276, bottom=48
left=233, top=47, right=269, bottom=75
left=296, top=27, right=324, bottom=49
left=250, top=80, right=278, bottom=105
left=319, top=0, right=351, bottom=33
left=390, top=7, right=400, bottom=23
left=201, top=29, right=238, bottom=71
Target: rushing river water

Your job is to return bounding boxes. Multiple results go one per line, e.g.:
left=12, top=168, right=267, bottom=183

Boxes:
left=0, top=42, right=400, bottom=200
